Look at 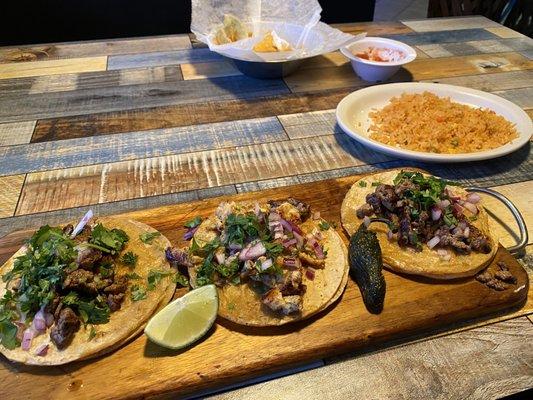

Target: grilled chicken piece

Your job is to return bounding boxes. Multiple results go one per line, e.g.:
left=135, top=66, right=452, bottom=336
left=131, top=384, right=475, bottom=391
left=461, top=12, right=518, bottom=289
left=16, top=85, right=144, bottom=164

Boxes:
left=298, top=252, right=325, bottom=268
left=279, top=270, right=305, bottom=296
left=262, top=288, right=302, bottom=315
left=50, top=307, right=80, bottom=350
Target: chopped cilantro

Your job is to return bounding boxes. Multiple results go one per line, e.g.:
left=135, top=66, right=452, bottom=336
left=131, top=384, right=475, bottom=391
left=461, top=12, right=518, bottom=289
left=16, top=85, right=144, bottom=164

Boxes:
left=318, top=220, right=331, bottom=230
left=130, top=285, right=147, bottom=301
left=90, top=224, right=129, bottom=254
left=147, top=269, right=173, bottom=290
left=469, top=215, right=478, bottom=222
left=125, top=272, right=142, bottom=280
left=358, top=180, right=367, bottom=187
left=98, top=262, right=114, bottom=279
left=215, top=258, right=239, bottom=278
left=139, top=231, right=161, bottom=244
left=88, top=325, right=96, bottom=341
left=264, top=241, right=283, bottom=259
left=77, top=298, right=110, bottom=325
left=121, top=251, right=138, bottom=268
left=184, top=216, right=202, bottom=229
left=227, top=302, right=236, bottom=311
left=0, top=314, right=17, bottom=350
left=371, top=181, right=382, bottom=187
left=443, top=209, right=458, bottom=227
left=171, top=272, right=189, bottom=287
left=451, top=138, right=459, bottom=147
left=230, top=275, right=241, bottom=285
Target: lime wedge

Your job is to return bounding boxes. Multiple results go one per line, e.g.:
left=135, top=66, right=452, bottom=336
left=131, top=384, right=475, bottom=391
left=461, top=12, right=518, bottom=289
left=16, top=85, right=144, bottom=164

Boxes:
left=144, top=284, right=218, bottom=350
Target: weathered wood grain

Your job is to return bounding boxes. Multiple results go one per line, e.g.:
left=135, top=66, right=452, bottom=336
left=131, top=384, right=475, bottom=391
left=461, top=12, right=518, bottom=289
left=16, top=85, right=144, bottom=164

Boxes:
left=422, top=70, right=533, bottom=91
left=521, top=50, right=533, bottom=60
left=15, top=135, right=392, bottom=215
left=493, top=87, right=533, bottom=109
left=283, top=52, right=532, bottom=92
left=0, top=121, right=35, bottom=146
left=0, top=35, right=191, bottom=63
left=0, top=75, right=290, bottom=123
left=107, top=48, right=222, bottom=70
left=0, top=175, right=25, bottom=218
left=486, top=26, right=528, bottom=39
left=24, top=66, right=183, bottom=95
left=0, top=117, right=288, bottom=176
left=402, top=16, right=502, bottom=32
left=332, top=21, right=414, bottom=35
left=0, top=56, right=107, bottom=79
left=209, top=318, right=533, bottom=400
left=181, top=61, right=241, bottom=80
left=388, top=28, right=498, bottom=46
left=31, top=89, right=349, bottom=143
left=0, top=175, right=529, bottom=400
left=418, top=38, right=532, bottom=58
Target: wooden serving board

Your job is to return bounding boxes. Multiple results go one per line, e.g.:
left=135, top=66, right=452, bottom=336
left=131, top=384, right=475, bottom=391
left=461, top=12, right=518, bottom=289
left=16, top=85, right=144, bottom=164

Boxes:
left=0, top=173, right=529, bottom=400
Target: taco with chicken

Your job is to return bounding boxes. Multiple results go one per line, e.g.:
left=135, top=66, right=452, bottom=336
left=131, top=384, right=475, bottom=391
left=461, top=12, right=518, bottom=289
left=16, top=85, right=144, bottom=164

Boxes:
left=341, top=169, right=497, bottom=279
left=167, top=198, right=348, bottom=326
left=0, top=217, right=178, bottom=365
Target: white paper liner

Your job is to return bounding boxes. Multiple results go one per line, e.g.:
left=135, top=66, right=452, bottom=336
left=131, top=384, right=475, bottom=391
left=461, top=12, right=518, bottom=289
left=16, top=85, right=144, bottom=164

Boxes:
left=191, top=0, right=363, bottom=62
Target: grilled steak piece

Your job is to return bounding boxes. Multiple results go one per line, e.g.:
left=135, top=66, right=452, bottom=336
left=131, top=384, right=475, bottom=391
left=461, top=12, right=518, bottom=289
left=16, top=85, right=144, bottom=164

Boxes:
left=356, top=203, right=374, bottom=219
left=50, top=307, right=80, bottom=349
left=476, top=271, right=493, bottom=283
left=486, top=278, right=507, bottom=291
left=394, top=180, right=418, bottom=197
left=63, top=269, right=98, bottom=295
left=439, top=234, right=471, bottom=254
left=495, top=270, right=516, bottom=284
left=165, top=247, right=193, bottom=273
left=107, top=293, right=126, bottom=312
left=76, top=247, right=103, bottom=270
left=398, top=215, right=412, bottom=247
left=375, top=184, right=398, bottom=212
left=72, top=225, right=92, bottom=244
left=62, top=224, right=74, bottom=236
left=466, top=222, right=492, bottom=254
left=103, top=275, right=128, bottom=294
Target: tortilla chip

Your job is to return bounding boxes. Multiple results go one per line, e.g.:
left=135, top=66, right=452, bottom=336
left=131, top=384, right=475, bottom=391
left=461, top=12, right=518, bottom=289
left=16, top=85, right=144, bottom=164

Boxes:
left=341, top=170, right=498, bottom=279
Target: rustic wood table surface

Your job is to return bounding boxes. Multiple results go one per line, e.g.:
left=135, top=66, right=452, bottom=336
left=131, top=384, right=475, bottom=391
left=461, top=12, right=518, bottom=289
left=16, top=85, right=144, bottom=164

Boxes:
left=0, top=15, right=532, bottom=399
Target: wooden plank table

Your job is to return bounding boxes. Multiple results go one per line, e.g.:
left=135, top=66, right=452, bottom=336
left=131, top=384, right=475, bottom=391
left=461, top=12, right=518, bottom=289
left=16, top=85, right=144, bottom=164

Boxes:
left=0, top=15, right=531, bottom=399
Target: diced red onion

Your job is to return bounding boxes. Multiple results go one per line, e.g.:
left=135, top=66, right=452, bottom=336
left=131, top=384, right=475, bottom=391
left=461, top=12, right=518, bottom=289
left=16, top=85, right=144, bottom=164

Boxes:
left=283, top=257, right=297, bottom=268
left=305, top=268, right=316, bottom=281
left=363, top=216, right=371, bottom=228
left=307, top=236, right=325, bottom=259
left=14, top=321, right=26, bottom=342
left=293, top=231, right=304, bottom=248
left=431, top=206, right=442, bottom=221
left=313, top=230, right=324, bottom=241
left=452, top=227, right=462, bottom=236
left=183, top=226, right=199, bottom=241
left=260, top=258, right=273, bottom=271
left=387, top=230, right=394, bottom=241
left=312, top=212, right=321, bottom=220
left=32, top=309, right=47, bottom=333
left=458, top=221, right=467, bottom=230
left=215, top=252, right=225, bottom=265
left=427, top=236, right=441, bottom=249
left=288, top=220, right=303, bottom=235
left=21, top=328, right=35, bottom=351
left=466, top=193, right=481, bottom=204
left=34, top=343, right=49, bottom=357
left=268, top=212, right=281, bottom=222
left=437, top=199, right=451, bottom=209
left=254, top=202, right=261, bottom=217
left=229, top=243, right=242, bottom=251
left=463, top=226, right=470, bottom=238
left=238, top=241, right=266, bottom=261
left=446, top=189, right=460, bottom=201
left=282, top=238, right=297, bottom=248
left=279, top=218, right=293, bottom=233
left=463, top=201, right=478, bottom=215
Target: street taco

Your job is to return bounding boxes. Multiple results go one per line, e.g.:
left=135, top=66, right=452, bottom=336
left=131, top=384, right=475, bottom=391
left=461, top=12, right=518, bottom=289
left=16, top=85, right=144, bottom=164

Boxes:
left=341, top=170, right=498, bottom=279
left=0, top=217, right=177, bottom=365
left=167, top=199, right=348, bottom=326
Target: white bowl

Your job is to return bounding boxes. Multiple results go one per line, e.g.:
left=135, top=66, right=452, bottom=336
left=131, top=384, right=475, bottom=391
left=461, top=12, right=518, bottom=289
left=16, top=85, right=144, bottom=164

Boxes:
left=340, top=37, right=417, bottom=82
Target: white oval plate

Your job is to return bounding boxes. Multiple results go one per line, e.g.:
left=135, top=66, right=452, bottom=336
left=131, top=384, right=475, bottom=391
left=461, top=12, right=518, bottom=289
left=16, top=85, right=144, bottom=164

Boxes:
left=336, top=82, right=532, bottom=163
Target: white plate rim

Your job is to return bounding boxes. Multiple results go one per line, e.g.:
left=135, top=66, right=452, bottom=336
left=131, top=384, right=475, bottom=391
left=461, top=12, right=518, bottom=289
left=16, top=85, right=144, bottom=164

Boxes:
left=335, top=82, right=532, bottom=163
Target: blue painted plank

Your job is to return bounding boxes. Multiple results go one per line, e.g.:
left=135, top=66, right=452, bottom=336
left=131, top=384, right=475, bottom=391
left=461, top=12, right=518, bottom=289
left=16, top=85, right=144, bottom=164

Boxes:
left=0, top=117, right=288, bottom=176
left=387, top=28, right=498, bottom=45
left=108, top=48, right=223, bottom=70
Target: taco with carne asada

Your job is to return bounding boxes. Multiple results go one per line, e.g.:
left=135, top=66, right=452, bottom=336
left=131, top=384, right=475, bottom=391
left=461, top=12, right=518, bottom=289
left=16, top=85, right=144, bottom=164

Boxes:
left=341, top=170, right=497, bottom=279
left=0, top=217, right=178, bottom=365
left=166, top=198, right=349, bottom=326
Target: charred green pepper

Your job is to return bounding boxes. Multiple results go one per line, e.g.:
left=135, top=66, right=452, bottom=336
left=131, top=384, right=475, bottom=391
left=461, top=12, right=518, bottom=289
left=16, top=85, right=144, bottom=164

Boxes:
left=348, top=223, right=386, bottom=314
